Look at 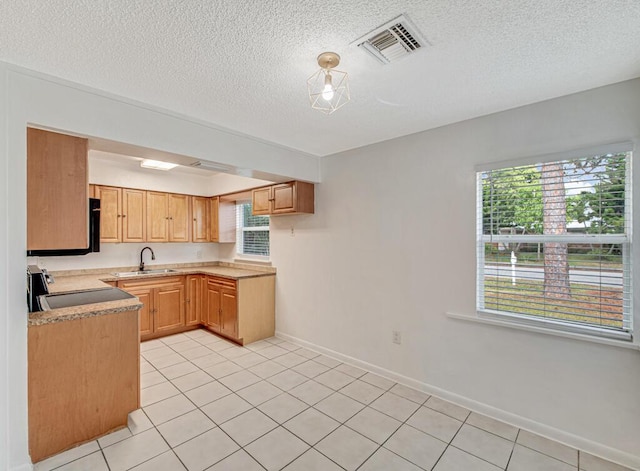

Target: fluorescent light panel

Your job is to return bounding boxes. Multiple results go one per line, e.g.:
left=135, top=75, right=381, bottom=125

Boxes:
left=140, top=159, right=178, bottom=171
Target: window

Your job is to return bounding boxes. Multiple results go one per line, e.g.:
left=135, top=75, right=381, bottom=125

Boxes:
left=236, top=202, right=269, bottom=257
left=477, top=150, right=632, bottom=339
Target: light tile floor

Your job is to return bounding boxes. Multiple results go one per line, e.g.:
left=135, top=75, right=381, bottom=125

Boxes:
left=35, top=330, right=635, bottom=471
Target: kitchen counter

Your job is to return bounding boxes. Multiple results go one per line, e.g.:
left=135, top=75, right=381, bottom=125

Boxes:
left=30, top=262, right=275, bottom=326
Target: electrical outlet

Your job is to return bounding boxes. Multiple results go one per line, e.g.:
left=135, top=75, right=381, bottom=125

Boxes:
left=392, top=331, right=402, bottom=344
left=290, top=226, right=295, bottom=237
left=196, top=250, right=203, bottom=259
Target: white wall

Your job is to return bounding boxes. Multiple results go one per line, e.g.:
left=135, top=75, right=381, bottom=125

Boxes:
left=0, top=63, right=9, bottom=471
left=31, top=242, right=219, bottom=273
left=270, top=78, right=640, bottom=467
left=0, top=62, right=319, bottom=471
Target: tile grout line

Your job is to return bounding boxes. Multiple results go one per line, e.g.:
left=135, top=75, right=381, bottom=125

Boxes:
left=96, top=331, right=591, bottom=471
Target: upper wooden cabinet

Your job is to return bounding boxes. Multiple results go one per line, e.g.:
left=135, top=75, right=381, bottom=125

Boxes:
left=27, top=128, right=88, bottom=251
left=252, top=181, right=314, bottom=216
left=146, top=192, right=190, bottom=242
left=147, top=191, right=169, bottom=242
left=96, top=186, right=146, bottom=243
left=192, top=197, right=210, bottom=243
left=168, top=194, right=190, bottom=242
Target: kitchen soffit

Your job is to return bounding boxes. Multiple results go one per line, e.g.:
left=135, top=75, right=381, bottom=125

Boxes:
left=0, top=1, right=639, bottom=157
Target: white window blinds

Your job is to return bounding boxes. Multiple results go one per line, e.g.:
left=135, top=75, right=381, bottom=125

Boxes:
left=236, top=202, right=270, bottom=257
left=476, top=151, right=632, bottom=338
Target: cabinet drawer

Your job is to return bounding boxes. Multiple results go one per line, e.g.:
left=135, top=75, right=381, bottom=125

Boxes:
left=207, top=276, right=236, bottom=290
left=119, top=275, right=184, bottom=289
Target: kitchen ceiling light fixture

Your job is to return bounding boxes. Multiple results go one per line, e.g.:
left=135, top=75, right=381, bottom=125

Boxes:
left=307, top=52, right=350, bottom=114
left=140, top=159, right=178, bottom=171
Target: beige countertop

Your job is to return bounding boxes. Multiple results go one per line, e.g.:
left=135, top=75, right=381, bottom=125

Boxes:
left=30, top=262, right=275, bottom=326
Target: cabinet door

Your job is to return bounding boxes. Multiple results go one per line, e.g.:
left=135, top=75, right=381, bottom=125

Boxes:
left=192, top=197, right=209, bottom=242
left=271, top=182, right=296, bottom=214
left=27, top=128, right=88, bottom=251
left=96, top=186, right=122, bottom=243
left=155, top=283, right=186, bottom=333
left=252, top=187, right=272, bottom=215
left=220, top=288, right=238, bottom=339
left=209, top=197, right=219, bottom=242
left=169, top=194, right=190, bottom=242
left=125, top=287, right=153, bottom=339
left=146, top=191, right=169, bottom=242
left=185, top=275, right=201, bottom=326
left=206, top=282, right=221, bottom=332
left=122, top=189, right=146, bottom=242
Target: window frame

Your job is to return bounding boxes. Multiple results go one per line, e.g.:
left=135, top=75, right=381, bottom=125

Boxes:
left=235, top=201, right=270, bottom=260
left=475, top=145, right=633, bottom=341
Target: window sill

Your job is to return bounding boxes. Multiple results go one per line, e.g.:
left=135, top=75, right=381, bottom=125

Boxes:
left=446, top=311, right=639, bottom=351
left=234, top=255, right=271, bottom=265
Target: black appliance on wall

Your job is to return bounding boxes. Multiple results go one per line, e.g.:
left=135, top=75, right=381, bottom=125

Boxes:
left=27, top=265, right=53, bottom=312
left=27, top=198, right=101, bottom=256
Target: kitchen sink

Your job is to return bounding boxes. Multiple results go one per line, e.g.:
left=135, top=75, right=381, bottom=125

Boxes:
left=112, top=268, right=179, bottom=277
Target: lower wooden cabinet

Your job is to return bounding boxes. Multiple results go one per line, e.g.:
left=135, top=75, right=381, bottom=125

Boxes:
left=202, top=274, right=274, bottom=344
left=205, top=277, right=238, bottom=339
left=119, top=272, right=275, bottom=344
left=119, top=276, right=185, bottom=341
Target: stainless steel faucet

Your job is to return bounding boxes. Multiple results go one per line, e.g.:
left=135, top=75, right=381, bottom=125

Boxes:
left=139, top=246, right=155, bottom=271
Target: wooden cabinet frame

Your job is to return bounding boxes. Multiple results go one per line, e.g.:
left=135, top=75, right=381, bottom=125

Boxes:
left=96, top=186, right=146, bottom=243
left=119, top=276, right=186, bottom=340
left=119, top=272, right=275, bottom=345
left=251, top=181, right=314, bottom=216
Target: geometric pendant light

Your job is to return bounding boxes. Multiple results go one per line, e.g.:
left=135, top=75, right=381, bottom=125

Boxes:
left=307, top=52, right=350, bottom=114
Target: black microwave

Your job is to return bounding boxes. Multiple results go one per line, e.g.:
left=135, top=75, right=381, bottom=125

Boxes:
left=27, top=198, right=101, bottom=257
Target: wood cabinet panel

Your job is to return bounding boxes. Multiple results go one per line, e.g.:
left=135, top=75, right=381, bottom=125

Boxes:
left=252, top=187, right=272, bottom=215
left=186, top=275, right=201, bottom=326
left=28, top=311, right=139, bottom=462
left=122, top=189, right=146, bottom=242
left=146, top=191, right=169, bottom=242
left=206, top=282, right=222, bottom=332
left=155, top=283, right=185, bottom=332
left=27, top=128, right=88, bottom=250
left=192, top=197, right=209, bottom=242
left=96, top=186, right=122, bottom=243
left=271, top=183, right=295, bottom=213
left=169, top=194, right=190, bottom=242
left=127, top=287, right=153, bottom=338
left=220, top=288, right=238, bottom=338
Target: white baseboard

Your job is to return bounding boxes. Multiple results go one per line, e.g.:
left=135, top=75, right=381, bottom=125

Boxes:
left=276, top=330, right=640, bottom=470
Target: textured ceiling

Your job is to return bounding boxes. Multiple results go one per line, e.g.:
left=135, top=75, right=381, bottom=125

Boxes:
left=1, top=1, right=640, bottom=157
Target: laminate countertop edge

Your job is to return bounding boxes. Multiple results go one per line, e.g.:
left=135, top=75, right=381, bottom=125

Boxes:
left=29, top=264, right=276, bottom=326
left=28, top=298, right=143, bottom=326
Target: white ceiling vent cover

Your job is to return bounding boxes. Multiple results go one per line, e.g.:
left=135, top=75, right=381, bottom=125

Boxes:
left=355, top=15, right=427, bottom=65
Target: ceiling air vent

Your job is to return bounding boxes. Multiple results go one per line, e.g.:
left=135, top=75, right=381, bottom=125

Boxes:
left=355, top=14, right=427, bottom=65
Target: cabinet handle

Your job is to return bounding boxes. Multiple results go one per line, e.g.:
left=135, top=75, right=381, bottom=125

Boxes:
left=170, top=217, right=173, bottom=220
left=165, top=217, right=169, bottom=220
left=186, top=298, right=190, bottom=303
left=122, top=214, right=126, bottom=218
left=117, top=214, right=121, bottom=218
